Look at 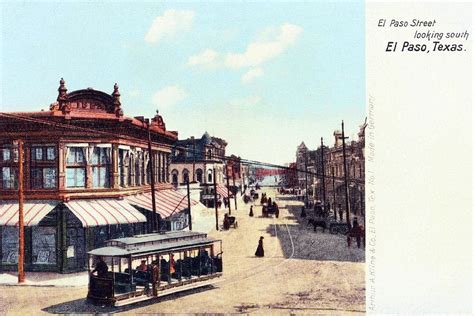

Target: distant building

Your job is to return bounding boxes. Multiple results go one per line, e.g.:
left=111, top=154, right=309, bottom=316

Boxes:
left=170, top=132, right=229, bottom=207
left=0, top=79, right=194, bottom=273
left=296, top=119, right=366, bottom=215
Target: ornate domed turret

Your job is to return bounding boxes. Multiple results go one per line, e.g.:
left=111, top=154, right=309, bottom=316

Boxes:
left=202, top=131, right=212, bottom=145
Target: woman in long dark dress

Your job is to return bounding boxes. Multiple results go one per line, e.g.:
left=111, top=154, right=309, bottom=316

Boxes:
left=249, top=205, right=254, bottom=217
left=255, top=236, right=264, bottom=257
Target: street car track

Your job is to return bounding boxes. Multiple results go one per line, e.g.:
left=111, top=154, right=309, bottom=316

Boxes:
left=215, top=200, right=295, bottom=286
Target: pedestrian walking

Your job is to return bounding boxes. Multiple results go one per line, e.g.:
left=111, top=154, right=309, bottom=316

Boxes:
left=223, top=213, right=230, bottom=230
left=249, top=205, right=254, bottom=217
left=273, top=202, right=279, bottom=218
left=300, top=206, right=306, bottom=218
left=255, top=236, right=264, bottom=257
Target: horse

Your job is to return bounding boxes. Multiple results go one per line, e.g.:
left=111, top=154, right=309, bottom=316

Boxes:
left=308, top=218, right=327, bottom=232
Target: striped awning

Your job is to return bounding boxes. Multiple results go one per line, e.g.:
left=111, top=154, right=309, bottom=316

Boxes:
left=126, top=189, right=199, bottom=218
left=216, top=184, right=231, bottom=199
left=65, top=199, right=147, bottom=227
left=0, top=201, right=58, bottom=226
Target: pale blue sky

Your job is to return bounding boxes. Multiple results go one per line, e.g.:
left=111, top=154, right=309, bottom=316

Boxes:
left=1, top=1, right=365, bottom=164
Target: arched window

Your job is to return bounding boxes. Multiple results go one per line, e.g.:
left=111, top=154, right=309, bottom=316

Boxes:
left=171, top=169, right=179, bottom=186
left=207, top=169, right=213, bottom=183
left=196, top=169, right=203, bottom=183
left=182, top=169, right=189, bottom=184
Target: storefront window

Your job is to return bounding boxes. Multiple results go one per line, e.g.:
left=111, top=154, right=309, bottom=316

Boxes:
left=32, top=226, right=56, bottom=265
left=1, top=227, right=18, bottom=263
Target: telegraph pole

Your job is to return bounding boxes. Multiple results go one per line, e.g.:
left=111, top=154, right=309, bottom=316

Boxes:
left=17, top=140, right=25, bottom=283
left=147, top=122, right=158, bottom=232
left=341, top=120, right=351, bottom=228
left=332, top=167, right=336, bottom=221
left=226, top=163, right=231, bottom=215
left=232, top=170, right=238, bottom=210
left=304, top=154, right=309, bottom=207
left=321, top=137, right=327, bottom=211
left=186, top=178, right=192, bottom=231
left=213, top=168, right=219, bottom=230
left=192, top=141, right=196, bottom=182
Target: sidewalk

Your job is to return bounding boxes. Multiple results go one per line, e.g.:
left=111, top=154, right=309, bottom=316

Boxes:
left=0, top=271, right=88, bottom=287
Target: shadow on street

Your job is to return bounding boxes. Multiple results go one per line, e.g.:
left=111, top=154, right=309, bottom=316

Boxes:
left=265, top=204, right=365, bottom=263
left=41, top=285, right=216, bottom=314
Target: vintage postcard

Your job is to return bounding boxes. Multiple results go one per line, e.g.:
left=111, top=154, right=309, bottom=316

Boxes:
left=0, top=1, right=471, bottom=315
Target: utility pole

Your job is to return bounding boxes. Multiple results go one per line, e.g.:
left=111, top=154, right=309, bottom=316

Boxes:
left=321, top=137, right=327, bottom=211
left=192, top=141, right=196, bottom=182
left=226, top=163, right=231, bottom=215
left=17, top=140, right=25, bottom=283
left=304, top=154, right=309, bottom=207
left=332, top=167, right=336, bottom=221
left=341, top=120, right=351, bottom=229
left=213, top=168, right=219, bottom=231
left=147, top=122, right=158, bottom=232
left=186, top=178, right=192, bottom=231
left=232, top=169, right=237, bottom=210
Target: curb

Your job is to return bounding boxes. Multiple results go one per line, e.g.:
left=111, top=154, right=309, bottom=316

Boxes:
left=0, top=282, right=88, bottom=288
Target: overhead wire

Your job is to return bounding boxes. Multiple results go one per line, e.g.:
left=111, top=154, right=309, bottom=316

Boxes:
left=0, top=112, right=365, bottom=185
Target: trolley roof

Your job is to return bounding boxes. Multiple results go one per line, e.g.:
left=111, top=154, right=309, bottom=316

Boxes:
left=88, top=231, right=220, bottom=258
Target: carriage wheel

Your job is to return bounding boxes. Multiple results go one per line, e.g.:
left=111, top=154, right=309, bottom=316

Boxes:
left=329, top=225, right=339, bottom=234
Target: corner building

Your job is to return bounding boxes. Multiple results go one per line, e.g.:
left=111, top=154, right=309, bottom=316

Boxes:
left=0, top=79, right=195, bottom=273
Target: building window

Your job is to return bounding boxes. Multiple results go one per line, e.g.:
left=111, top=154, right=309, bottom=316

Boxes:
left=30, top=145, right=57, bottom=189
left=0, top=146, right=18, bottom=162
left=31, top=146, right=56, bottom=161
left=182, top=169, right=189, bottom=183
left=31, top=168, right=57, bottom=189
left=207, top=169, right=213, bottom=183
left=91, top=147, right=110, bottom=188
left=66, top=168, right=85, bottom=188
left=66, top=147, right=86, bottom=188
left=207, top=149, right=212, bottom=160
left=135, top=152, right=142, bottom=186
left=119, top=149, right=127, bottom=187
left=196, top=168, right=203, bottom=183
left=146, top=161, right=151, bottom=184
left=1, top=167, right=17, bottom=189
left=171, top=169, right=178, bottom=186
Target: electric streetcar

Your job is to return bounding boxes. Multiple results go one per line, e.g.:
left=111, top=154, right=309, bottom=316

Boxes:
left=86, top=231, right=223, bottom=306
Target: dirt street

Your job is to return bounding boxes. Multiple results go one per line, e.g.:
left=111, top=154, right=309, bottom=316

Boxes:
left=0, top=188, right=365, bottom=315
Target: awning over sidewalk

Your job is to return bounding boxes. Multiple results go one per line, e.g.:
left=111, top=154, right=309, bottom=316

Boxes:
left=0, top=201, right=58, bottom=226
left=216, top=184, right=231, bottom=199
left=126, top=189, right=199, bottom=218
left=64, top=199, right=147, bottom=227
